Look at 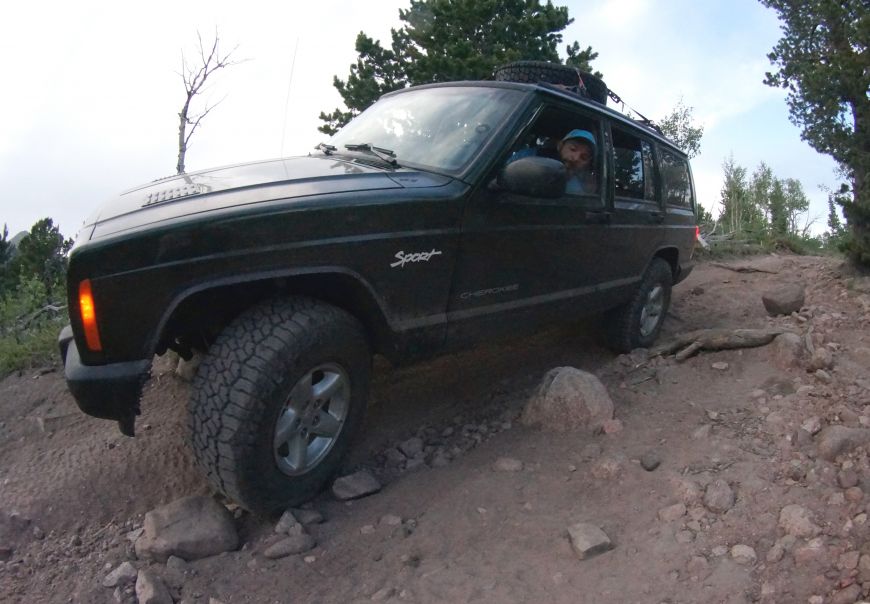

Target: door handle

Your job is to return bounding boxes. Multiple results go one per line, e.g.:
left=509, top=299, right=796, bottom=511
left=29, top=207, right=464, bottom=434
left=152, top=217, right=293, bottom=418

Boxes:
left=649, top=211, right=664, bottom=223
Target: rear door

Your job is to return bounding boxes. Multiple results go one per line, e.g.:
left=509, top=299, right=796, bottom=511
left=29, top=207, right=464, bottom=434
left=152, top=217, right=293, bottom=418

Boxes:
left=607, top=124, right=665, bottom=280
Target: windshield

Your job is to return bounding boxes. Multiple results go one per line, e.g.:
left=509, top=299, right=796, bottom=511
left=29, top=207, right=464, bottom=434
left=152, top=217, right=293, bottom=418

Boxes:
left=328, top=86, right=525, bottom=173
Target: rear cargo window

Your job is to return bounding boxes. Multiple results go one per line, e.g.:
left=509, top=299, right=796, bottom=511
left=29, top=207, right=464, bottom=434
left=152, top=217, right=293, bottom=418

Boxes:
left=660, top=150, right=693, bottom=207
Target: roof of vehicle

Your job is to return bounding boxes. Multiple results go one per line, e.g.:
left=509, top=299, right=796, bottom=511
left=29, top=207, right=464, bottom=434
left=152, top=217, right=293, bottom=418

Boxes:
left=386, top=80, right=688, bottom=158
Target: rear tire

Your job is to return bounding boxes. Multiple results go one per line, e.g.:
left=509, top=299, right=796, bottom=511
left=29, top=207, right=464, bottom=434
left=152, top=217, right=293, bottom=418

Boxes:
left=606, top=259, right=673, bottom=352
left=188, top=297, right=370, bottom=514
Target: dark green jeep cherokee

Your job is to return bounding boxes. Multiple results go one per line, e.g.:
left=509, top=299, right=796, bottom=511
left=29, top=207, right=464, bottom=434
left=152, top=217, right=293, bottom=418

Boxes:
left=59, top=77, right=696, bottom=513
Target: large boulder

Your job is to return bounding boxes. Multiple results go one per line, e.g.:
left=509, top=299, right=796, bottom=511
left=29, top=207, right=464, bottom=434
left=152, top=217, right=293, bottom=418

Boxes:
left=522, top=367, right=614, bottom=433
left=135, top=496, right=239, bottom=562
left=761, top=284, right=805, bottom=316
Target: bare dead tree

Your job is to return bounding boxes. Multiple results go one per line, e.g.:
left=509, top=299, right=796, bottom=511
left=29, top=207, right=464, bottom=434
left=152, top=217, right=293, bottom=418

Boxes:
left=176, top=31, right=239, bottom=174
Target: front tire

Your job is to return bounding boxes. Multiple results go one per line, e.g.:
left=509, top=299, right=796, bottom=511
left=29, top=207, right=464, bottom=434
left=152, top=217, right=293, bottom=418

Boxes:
left=606, top=258, right=673, bottom=352
left=188, top=297, right=370, bottom=514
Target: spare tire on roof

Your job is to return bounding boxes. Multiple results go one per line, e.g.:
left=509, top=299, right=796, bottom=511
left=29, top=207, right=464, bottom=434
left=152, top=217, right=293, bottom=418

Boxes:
left=493, top=60, right=608, bottom=105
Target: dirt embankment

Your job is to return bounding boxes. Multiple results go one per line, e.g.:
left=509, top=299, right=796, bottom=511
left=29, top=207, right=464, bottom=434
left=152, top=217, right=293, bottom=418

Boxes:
left=2, top=254, right=870, bottom=604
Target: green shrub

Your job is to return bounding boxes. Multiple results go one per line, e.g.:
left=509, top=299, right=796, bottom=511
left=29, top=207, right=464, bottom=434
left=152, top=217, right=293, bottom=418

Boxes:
left=0, top=275, right=67, bottom=376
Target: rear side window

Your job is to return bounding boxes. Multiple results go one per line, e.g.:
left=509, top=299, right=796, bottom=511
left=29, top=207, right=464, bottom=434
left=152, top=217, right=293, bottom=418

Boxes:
left=612, top=128, right=656, bottom=201
left=660, top=150, right=693, bottom=208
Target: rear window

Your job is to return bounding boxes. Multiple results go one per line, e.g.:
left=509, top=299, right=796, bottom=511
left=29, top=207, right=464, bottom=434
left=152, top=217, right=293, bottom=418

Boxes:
left=660, top=150, right=693, bottom=207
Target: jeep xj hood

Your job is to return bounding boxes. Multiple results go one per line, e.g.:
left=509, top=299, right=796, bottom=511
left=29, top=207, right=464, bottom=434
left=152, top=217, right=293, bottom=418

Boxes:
left=87, top=156, right=451, bottom=240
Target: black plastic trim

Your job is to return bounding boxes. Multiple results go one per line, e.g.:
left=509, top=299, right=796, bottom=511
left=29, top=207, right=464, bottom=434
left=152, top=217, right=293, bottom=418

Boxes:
left=61, top=328, right=150, bottom=436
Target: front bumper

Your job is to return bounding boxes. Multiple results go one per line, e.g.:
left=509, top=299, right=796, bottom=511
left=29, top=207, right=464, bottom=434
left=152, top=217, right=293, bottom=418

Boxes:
left=58, top=325, right=151, bottom=436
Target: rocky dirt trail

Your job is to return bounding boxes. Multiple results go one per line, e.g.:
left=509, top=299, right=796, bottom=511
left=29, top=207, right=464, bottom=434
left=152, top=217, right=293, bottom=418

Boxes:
left=2, top=254, right=870, bottom=604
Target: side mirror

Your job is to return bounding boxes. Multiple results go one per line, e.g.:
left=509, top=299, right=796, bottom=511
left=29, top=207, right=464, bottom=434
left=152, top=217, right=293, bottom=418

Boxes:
left=496, top=156, right=566, bottom=199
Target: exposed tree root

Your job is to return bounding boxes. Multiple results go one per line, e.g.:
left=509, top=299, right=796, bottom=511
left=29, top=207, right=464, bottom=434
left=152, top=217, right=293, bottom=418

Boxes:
left=711, top=262, right=778, bottom=274
left=652, top=328, right=790, bottom=360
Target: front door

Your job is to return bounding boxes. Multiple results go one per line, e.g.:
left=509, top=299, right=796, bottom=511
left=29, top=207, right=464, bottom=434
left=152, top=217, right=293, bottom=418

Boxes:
left=445, top=104, right=621, bottom=346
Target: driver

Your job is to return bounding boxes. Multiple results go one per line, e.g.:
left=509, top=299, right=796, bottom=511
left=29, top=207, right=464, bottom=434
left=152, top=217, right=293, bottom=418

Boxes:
left=557, top=129, right=597, bottom=194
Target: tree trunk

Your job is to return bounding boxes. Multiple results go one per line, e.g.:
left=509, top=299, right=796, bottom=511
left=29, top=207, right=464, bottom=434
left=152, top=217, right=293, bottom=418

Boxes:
left=176, top=96, right=192, bottom=175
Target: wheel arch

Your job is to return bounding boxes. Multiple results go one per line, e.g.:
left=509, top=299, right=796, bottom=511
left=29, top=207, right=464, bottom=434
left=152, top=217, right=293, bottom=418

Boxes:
left=152, top=268, right=394, bottom=359
left=653, top=246, right=680, bottom=280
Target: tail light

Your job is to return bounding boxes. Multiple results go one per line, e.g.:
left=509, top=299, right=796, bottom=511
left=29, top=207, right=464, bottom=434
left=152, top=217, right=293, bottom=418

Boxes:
left=78, top=279, right=103, bottom=352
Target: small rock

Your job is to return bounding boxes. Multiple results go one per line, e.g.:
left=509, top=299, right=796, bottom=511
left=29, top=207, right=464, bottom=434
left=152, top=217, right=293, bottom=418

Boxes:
left=801, top=416, right=822, bottom=435
left=703, top=479, right=735, bottom=513
left=492, top=457, right=523, bottom=472
left=838, top=468, right=859, bottom=489
left=816, top=426, right=870, bottom=461
left=566, top=523, right=613, bottom=560
left=292, top=509, right=324, bottom=526
left=602, top=419, right=623, bottom=434
left=793, top=537, right=825, bottom=564
left=830, top=584, right=861, bottom=604
left=579, top=443, right=602, bottom=461
left=675, top=530, right=694, bottom=544
left=591, top=456, right=623, bottom=480
left=686, top=555, right=708, bottom=574
left=332, top=471, right=381, bottom=501
left=382, top=448, right=406, bottom=467
left=838, top=550, right=860, bottom=570
left=135, top=570, right=173, bottom=604
left=779, top=504, right=820, bottom=538
left=379, top=514, right=402, bottom=526
left=762, top=284, right=805, bottom=316
left=658, top=503, right=687, bottom=523
left=766, top=542, right=785, bottom=563
left=692, top=424, right=712, bottom=440
left=730, top=544, right=757, bottom=565
left=430, top=453, right=450, bottom=467
left=274, top=510, right=298, bottom=534
left=371, top=586, right=397, bottom=601
left=360, top=525, right=376, bottom=535
left=770, top=332, right=806, bottom=368
left=397, top=437, right=424, bottom=458
left=846, top=486, right=864, bottom=502
left=671, top=477, right=703, bottom=504
left=263, top=534, right=317, bottom=559
left=640, top=451, right=661, bottom=471
left=711, top=362, right=729, bottom=371
left=815, top=369, right=832, bottom=384
left=103, top=561, right=138, bottom=588
left=808, top=347, right=834, bottom=371
left=711, top=545, right=728, bottom=557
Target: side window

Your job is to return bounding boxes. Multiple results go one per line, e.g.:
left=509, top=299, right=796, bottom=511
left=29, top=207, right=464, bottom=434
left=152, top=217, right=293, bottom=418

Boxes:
left=505, top=105, right=602, bottom=204
left=612, top=127, right=656, bottom=201
left=660, top=150, right=693, bottom=208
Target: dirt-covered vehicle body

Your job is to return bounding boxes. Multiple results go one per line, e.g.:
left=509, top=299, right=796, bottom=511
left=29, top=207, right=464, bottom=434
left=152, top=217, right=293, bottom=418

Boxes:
left=60, top=75, right=697, bottom=512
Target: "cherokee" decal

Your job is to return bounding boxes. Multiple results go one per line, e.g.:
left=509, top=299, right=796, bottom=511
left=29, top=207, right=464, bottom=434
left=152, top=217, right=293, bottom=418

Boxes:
left=390, top=249, right=443, bottom=268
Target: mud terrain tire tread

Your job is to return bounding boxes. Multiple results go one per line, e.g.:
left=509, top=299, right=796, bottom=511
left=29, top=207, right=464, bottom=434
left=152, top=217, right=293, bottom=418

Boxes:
left=494, top=60, right=609, bottom=105
left=606, top=258, right=673, bottom=353
left=187, top=297, right=370, bottom=514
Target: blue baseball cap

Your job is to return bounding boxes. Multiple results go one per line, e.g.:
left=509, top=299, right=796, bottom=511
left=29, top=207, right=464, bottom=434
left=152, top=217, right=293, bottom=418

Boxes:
left=561, top=129, right=596, bottom=149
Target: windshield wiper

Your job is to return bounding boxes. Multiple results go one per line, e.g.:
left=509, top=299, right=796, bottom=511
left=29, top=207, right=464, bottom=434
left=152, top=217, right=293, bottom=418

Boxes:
left=314, top=142, right=337, bottom=155
left=343, top=143, right=398, bottom=166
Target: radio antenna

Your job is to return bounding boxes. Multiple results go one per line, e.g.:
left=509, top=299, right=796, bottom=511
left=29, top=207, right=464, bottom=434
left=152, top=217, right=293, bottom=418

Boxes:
left=280, top=36, right=300, bottom=158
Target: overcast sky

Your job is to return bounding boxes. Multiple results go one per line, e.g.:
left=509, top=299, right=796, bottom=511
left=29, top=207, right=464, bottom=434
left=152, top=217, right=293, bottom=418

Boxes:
left=1, top=0, right=841, bottom=238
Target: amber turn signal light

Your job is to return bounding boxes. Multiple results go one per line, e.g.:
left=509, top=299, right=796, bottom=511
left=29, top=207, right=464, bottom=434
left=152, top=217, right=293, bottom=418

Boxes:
left=78, top=279, right=103, bottom=352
